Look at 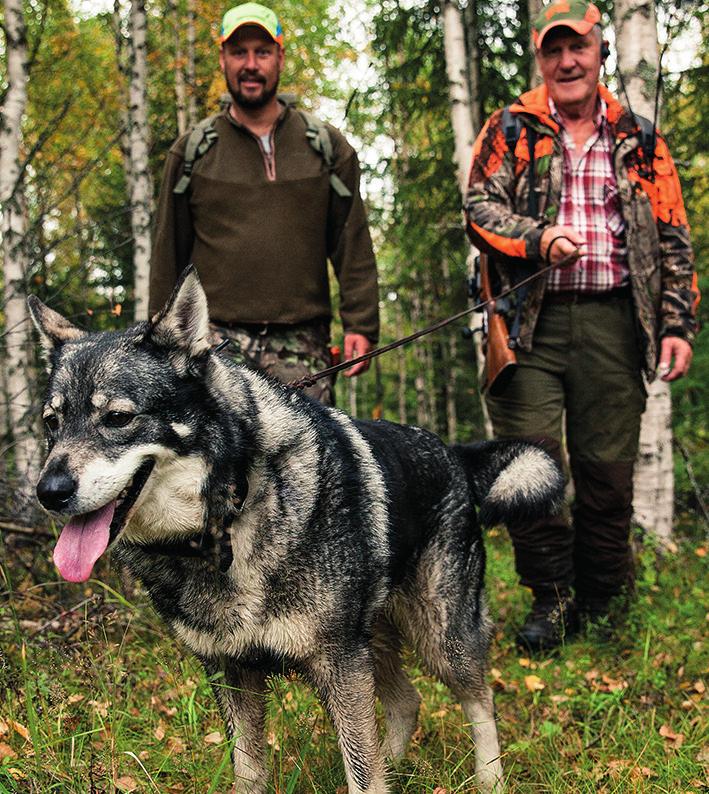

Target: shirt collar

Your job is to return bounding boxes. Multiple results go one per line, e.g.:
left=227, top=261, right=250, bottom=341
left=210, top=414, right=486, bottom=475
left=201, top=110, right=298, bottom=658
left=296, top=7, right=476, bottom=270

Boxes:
left=548, top=96, right=607, bottom=132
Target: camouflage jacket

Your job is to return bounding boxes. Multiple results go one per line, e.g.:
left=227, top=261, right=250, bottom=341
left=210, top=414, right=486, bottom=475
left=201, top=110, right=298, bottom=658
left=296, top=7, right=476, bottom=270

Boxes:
left=465, top=83, right=699, bottom=380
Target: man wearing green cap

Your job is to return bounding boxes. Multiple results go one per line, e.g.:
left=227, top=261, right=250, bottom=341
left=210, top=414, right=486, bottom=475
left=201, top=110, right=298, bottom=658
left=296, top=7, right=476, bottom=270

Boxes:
left=465, top=0, right=698, bottom=651
left=149, top=2, right=378, bottom=405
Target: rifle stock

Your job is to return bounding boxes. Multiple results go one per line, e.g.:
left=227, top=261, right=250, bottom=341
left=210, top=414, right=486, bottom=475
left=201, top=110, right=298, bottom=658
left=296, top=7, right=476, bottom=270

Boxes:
left=479, top=253, right=517, bottom=396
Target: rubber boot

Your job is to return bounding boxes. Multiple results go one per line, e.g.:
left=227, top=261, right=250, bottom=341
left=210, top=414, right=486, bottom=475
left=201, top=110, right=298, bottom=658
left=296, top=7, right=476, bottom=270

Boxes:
left=516, top=591, right=579, bottom=652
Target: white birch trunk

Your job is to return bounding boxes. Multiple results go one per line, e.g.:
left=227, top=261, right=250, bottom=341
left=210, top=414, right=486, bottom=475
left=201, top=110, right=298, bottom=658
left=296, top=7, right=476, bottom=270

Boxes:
left=0, top=0, right=42, bottom=509
left=614, top=0, right=673, bottom=541
left=528, top=0, right=543, bottom=86
left=114, top=1, right=134, bottom=206
left=128, top=0, right=154, bottom=321
left=169, top=0, right=188, bottom=135
left=186, top=0, right=198, bottom=127
left=442, top=0, right=493, bottom=439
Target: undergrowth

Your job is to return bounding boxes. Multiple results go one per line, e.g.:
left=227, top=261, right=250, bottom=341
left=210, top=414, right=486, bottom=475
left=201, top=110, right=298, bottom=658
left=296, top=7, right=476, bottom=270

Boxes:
left=0, top=523, right=706, bottom=793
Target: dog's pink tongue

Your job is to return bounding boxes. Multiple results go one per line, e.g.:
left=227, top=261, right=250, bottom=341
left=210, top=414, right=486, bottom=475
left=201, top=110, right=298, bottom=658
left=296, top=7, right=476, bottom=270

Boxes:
left=53, top=502, right=116, bottom=582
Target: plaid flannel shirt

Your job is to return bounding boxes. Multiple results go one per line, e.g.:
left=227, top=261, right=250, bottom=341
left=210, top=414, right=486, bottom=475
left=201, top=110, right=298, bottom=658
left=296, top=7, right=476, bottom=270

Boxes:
left=547, top=98, right=629, bottom=294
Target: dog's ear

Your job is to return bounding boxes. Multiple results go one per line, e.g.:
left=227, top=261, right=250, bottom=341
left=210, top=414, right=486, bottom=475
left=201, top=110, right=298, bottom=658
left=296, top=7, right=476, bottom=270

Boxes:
left=148, top=265, right=211, bottom=358
left=27, top=296, right=86, bottom=358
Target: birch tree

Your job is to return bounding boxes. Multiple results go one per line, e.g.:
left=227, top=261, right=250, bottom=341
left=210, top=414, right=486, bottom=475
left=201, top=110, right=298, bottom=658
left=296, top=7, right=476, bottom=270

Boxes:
left=528, top=0, right=543, bottom=86
left=169, top=0, right=188, bottom=135
left=185, top=0, right=197, bottom=127
left=614, top=0, right=674, bottom=541
left=441, top=0, right=493, bottom=439
left=1, top=0, right=42, bottom=510
left=128, top=0, right=154, bottom=320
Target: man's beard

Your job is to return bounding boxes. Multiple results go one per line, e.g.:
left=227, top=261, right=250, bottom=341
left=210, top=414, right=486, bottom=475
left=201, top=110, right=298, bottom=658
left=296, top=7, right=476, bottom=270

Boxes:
left=227, top=71, right=279, bottom=110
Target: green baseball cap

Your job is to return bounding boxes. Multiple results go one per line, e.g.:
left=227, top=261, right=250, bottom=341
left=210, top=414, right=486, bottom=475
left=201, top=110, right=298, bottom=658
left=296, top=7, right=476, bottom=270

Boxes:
left=220, top=2, right=284, bottom=47
left=532, top=0, right=601, bottom=48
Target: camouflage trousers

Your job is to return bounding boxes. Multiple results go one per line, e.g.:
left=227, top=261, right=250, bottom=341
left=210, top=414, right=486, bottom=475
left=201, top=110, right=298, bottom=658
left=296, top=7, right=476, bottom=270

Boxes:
left=209, top=320, right=336, bottom=406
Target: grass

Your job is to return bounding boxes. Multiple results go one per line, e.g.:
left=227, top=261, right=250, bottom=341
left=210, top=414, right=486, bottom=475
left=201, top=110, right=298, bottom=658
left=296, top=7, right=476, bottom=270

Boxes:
left=0, top=524, right=706, bottom=793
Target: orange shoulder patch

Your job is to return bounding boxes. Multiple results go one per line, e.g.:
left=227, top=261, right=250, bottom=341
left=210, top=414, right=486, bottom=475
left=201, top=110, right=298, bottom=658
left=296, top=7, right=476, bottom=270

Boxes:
left=628, top=137, right=689, bottom=227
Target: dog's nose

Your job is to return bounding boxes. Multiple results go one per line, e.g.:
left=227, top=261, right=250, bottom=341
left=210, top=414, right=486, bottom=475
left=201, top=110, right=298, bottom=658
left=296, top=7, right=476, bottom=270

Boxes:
left=37, top=471, right=77, bottom=512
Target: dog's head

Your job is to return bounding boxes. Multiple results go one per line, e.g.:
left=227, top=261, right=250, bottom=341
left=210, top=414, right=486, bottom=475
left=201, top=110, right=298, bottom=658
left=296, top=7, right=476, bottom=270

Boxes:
left=28, top=267, right=215, bottom=582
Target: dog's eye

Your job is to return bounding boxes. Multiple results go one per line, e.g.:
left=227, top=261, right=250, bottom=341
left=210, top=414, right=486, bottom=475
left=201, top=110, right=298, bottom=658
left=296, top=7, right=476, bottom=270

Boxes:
left=104, top=411, right=135, bottom=428
left=44, top=415, right=59, bottom=434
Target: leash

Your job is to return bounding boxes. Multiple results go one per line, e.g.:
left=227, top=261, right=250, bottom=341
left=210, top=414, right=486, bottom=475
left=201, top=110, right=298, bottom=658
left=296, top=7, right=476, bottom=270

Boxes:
left=288, top=248, right=579, bottom=390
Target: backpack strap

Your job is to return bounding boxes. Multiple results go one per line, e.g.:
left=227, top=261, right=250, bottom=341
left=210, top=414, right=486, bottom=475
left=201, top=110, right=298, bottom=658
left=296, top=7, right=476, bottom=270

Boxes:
left=296, top=108, right=352, bottom=198
left=501, top=105, right=524, bottom=154
left=173, top=97, right=353, bottom=199
left=632, top=112, right=656, bottom=169
left=499, top=105, right=539, bottom=349
left=173, top=114, right=220, bottom=195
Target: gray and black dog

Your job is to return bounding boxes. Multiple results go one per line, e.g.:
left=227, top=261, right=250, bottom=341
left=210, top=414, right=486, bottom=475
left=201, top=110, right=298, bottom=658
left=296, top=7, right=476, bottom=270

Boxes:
left=28, top=268, right=563, bottom=794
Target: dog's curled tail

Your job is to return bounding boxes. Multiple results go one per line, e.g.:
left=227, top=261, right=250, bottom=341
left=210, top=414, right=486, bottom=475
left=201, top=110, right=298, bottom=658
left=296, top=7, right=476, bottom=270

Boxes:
left=452, top=440, right=564, bottom=527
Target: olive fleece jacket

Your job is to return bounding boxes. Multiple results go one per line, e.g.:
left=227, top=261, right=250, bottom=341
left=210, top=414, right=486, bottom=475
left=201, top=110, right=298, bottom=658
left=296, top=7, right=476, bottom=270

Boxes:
left=149, top=103, right=379, bottom=341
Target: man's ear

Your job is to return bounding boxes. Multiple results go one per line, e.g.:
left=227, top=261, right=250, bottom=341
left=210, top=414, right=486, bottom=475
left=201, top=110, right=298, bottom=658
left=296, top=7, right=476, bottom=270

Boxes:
left=148, top=265, right=211, bottom=358
left=27, top=296, right=86, bottom=359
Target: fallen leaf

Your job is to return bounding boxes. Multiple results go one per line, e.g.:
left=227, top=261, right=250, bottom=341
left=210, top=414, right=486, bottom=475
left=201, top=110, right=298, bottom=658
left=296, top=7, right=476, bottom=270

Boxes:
left=0, top=742, right=17, bottom=760
left=519, top=657, right=531, bottom=668
left=88, top=700, right=108, bottom=718
left=9, top=721, right=29, bottom=741
left=693, top=680, right=705, bottom=694
left=550, top=695, right=569, bottom=704
left=431, top=708, right=449, bottom=718
left=433, top=788, right=448, bottom=794
left=204, top=731, right=223, bottom=745
left=0, top=719, right=7, bottom=737
left=524, top=675, right=545, bottom=692
left=167, top=736, right=185, bottom=754
left=68, top=694, right=85, bottom=705
left=659, top=724, right=685, bottom=748
left=154, top=722, right=165, bottom=741
left=267, top=731, right=280, bottom=750
left=115, top=776, right=138, bottom=792
left=695, top=547, right=706, bottom=558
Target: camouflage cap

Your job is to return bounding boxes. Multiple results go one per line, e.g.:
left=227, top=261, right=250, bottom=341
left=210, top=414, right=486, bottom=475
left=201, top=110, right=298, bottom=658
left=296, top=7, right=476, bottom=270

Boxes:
left=532, top=0, right=601, bottom=48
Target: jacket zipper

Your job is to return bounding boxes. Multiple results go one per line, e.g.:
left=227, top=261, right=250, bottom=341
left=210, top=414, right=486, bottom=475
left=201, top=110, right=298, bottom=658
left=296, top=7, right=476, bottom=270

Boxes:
left=254, top=128, right=277, bottom=181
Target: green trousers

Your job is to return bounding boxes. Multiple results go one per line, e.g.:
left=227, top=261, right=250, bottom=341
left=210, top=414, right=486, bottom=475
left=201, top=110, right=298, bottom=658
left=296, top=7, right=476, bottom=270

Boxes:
left=486, top=294, right=647, bottom=603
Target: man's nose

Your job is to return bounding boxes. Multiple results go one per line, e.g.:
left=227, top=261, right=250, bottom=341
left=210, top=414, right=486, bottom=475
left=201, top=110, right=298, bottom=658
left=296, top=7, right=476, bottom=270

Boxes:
left=37, top=460, right=77, bottom=512
left=558, top=48, right=576, bottom=69
left=243, top=50, right=259, bottom=70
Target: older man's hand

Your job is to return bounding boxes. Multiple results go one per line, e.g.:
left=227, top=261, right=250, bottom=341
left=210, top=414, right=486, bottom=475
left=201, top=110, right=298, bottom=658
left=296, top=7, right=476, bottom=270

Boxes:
left=658, top=336, right=693, bottom=382
left=540, top=225, right=587, bottom=266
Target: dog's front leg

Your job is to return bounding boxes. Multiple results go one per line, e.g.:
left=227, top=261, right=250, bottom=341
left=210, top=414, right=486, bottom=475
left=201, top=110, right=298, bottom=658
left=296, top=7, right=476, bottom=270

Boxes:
left=202, top=656, right=269, bottom=794
left=308, top=647, right=388, bottom=794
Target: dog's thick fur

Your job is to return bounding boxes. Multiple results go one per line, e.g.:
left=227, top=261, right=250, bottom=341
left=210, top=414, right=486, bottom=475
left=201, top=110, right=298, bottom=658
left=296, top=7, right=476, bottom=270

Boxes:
left=29, top=269, right=563, bottom=793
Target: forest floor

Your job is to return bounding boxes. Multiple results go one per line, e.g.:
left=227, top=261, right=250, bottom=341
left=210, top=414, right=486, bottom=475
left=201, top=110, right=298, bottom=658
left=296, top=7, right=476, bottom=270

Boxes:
left=0, top=520, right=706, bottom=793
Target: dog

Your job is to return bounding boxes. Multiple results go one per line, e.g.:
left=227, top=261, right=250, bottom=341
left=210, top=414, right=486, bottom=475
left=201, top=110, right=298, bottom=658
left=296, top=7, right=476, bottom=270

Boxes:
left=29, top=267, right=563, bottom=794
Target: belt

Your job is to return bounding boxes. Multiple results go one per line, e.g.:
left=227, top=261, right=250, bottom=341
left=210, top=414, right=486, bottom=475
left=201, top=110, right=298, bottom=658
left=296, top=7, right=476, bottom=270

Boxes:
left=212, top=317, right=329, bottom=334
left=543, top=284, right=631, bottom=305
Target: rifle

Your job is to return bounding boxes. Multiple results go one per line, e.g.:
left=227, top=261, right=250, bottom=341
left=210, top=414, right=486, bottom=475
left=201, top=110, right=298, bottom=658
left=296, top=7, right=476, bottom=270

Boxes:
left=477, top=252, right=517, bottom=397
